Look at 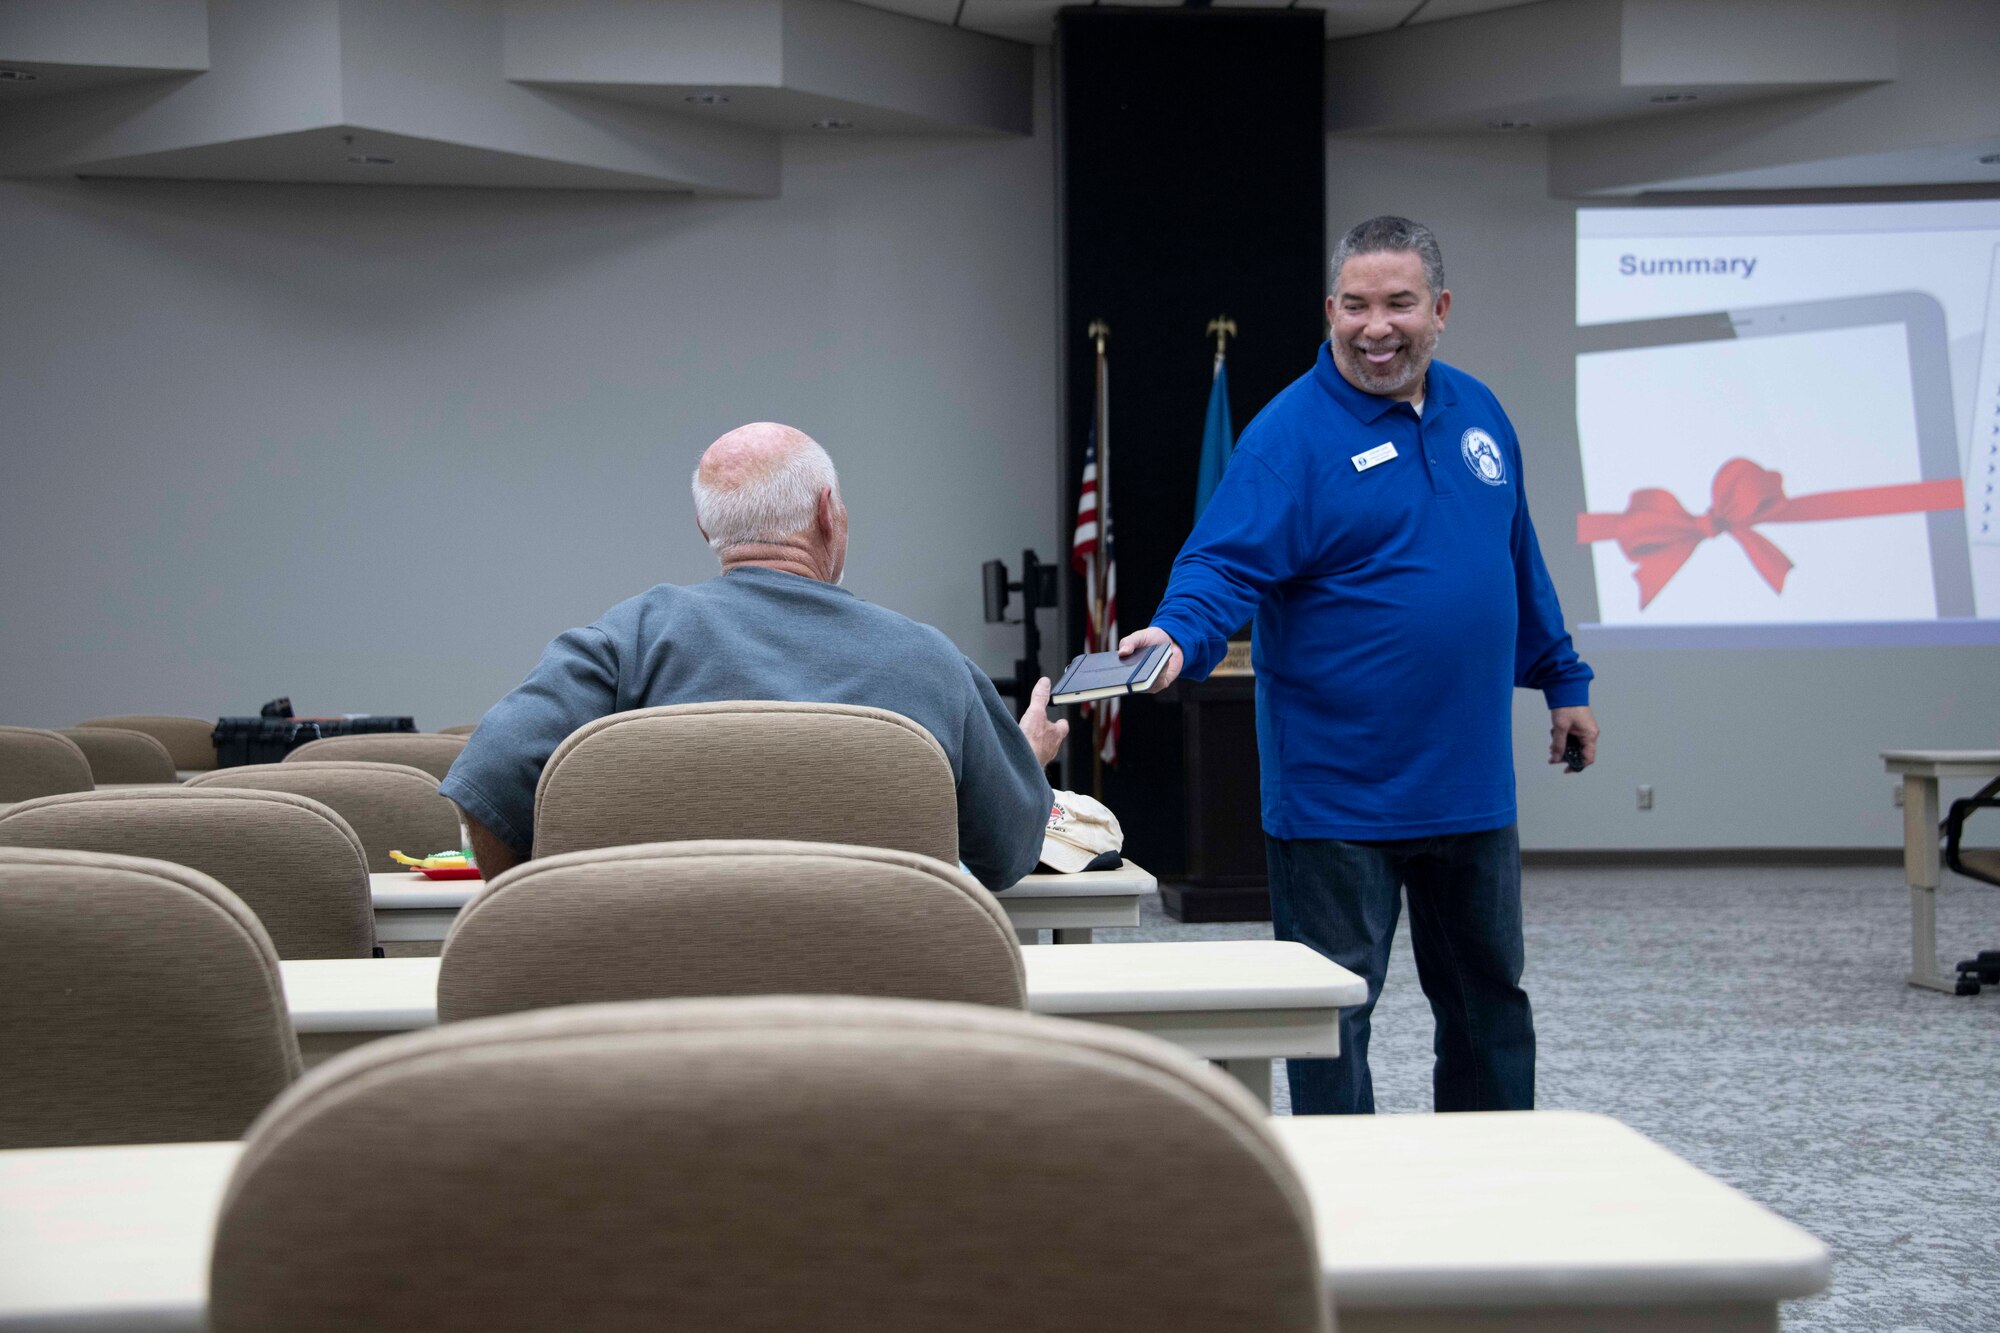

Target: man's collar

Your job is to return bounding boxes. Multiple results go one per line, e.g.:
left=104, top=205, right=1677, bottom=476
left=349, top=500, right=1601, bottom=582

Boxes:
left=720, top=565, right=851, bottom=596
left=1312, top=342, right=1458, bottom=422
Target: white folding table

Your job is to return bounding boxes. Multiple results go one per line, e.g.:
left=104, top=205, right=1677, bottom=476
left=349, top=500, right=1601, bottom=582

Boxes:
left=1881, top=749, right=2000, bottom=991
left=371, top=861, right=1157, bottom=946
left=282, top=939, right=1362, bottom=1102
left=0, top=1112, right=1829, bottom=1333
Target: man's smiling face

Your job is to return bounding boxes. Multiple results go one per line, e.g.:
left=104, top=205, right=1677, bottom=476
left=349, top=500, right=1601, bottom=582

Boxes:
left=1326, top=250, right=1450, bottom=402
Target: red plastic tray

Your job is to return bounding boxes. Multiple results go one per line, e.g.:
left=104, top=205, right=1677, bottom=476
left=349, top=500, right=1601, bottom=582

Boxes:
left=413, top=866, right=483, bottom=881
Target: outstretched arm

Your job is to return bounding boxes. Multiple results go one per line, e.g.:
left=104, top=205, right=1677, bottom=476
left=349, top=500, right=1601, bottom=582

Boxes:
left=954, top=658, right=1056, bottom=891
left=1148, top=450, right=1306, bottom=682
left=1017, top=675, right=1071, bottom=765
left=1115, top=626, right=1184, bottom=693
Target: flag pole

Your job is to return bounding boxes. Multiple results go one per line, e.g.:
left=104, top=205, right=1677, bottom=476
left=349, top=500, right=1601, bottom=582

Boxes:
left=1087, top=319, right=1110, bottom=802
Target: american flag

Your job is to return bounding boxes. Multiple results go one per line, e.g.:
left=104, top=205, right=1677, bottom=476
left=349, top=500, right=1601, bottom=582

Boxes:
left=1072, top=427, right=1120, bottom=767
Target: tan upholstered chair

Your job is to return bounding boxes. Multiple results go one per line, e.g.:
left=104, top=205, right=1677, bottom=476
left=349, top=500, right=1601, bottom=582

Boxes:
left=533, top=702, right=957, bottom=861
left=436, top=723, right=478, bottom=736
left=439, top=841, right=1024, bottom=1024
left=210, top=996, right=1329, bottom=1333
left=286, top=732, right=467, bottom=782
left=0, top=846, right=302, bottom=1148
left=76, top=714, right=216, bottom=770
left=187, top=761, right=458, bottom=873
left=0, top=789, right=375, bottom=959
left=58, top=726, right=179, bottom=785
left=0, top=726, right=93, bottom=802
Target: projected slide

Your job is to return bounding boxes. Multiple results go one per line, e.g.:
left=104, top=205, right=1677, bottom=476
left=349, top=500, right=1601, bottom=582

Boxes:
left=1575, top=201, right=2000, bottom=647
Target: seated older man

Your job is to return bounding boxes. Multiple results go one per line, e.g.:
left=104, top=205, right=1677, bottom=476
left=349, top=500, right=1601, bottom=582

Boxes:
left=442, top=422, right=1064, bottom=889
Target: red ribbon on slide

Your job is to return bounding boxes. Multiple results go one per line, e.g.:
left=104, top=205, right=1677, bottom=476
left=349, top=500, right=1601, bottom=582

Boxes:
left=1576, top=458, right=1964, bottom=610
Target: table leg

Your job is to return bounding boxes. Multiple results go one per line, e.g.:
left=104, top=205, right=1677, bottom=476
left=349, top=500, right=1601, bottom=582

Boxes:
left=1218, top=1058, right=1272, bottom=1107
left=1902, top=775, right=1953, bottom=992
left=1052, top=927, right=1093, bottom=945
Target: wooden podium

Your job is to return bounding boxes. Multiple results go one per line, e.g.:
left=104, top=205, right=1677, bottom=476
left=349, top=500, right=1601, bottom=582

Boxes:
left=1164, top=667, right=1271, bottom=923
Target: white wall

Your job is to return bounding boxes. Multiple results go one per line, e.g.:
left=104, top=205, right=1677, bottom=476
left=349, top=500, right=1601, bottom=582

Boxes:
left=1326, top=131, right=1997, bottom=849
left=5, top=39, right=1991, bottom=848
left=0, top=56, right=1058, bottom=732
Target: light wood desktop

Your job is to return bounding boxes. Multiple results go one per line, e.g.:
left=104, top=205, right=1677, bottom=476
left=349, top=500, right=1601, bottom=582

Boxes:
left=0, top=1112, right=1829, bottom=1333
left=1880, top=749, right=2000, bottom=991
left=281, top=940, right=1363, bottom=1102
left=371, top=862, right=1157, bottom=946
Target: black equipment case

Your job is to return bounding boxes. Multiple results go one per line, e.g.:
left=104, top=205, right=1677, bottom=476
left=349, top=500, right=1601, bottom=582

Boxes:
left=211, top=697, right=416, bottom=767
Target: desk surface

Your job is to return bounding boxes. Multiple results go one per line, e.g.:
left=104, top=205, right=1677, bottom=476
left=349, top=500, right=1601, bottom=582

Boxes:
left=369, top=861, right=1159, bottom=911
left=0, top=1140, right=229, bottom=1332
left=282, top=940, right=1368, bottom=1033
left=0, top=1113, right=1828, bottom=1331
left=1881, top=748, right=2000, bottom=776
left=1273, top=1112, right=1829, bottom=1310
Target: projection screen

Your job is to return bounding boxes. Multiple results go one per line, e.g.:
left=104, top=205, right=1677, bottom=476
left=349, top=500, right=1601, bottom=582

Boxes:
left=1574, top=201, right=2000, bottom=647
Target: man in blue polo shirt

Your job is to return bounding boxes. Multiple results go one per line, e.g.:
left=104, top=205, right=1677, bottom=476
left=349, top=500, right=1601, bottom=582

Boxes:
left=1119, top=216, right=1598, bottom=1116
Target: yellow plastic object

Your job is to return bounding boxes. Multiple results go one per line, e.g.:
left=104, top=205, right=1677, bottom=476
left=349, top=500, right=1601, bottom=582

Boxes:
left=389, top=850, right=471, bottom=869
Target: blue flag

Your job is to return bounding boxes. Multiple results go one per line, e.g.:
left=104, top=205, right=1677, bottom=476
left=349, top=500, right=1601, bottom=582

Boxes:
left=1193, top=357, right=1235, bottom=521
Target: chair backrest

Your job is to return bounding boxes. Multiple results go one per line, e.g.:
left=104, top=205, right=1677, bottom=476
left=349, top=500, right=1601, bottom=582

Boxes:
left=0, top=725, right=93, bottom=802
left=76, top=714, right=216, bottom=770
left=58, top=726, right=179, bottom=784
left=0, top=846, right=302, bottom=1148
left=1945, top=785, right=2000, bottom=886
left=0, top=789, right=375, bottom=958
left=187, top=761, right=458, bottom=873
left=211, top=996, right=1329, bottom=1333
left=439, top=841, right=1025, bottom=1023
left=285, top=732, right=467, bottom=782
left=533, top=703, right=957, bottom=861
left=436, top=723, right=478, bottom=736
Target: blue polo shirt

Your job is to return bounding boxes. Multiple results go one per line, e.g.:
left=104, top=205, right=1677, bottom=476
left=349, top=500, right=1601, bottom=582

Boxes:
left=1152, top=345, right=1591, bottom=841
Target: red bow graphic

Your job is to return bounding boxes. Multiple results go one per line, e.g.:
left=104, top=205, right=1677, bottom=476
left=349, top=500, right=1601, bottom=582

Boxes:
left=1577, top=459, right=1963, bottom=610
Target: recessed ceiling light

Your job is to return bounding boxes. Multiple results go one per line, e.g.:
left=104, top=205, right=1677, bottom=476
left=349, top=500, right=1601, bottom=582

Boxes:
left=1485, top=118, right=1534, bottom=131
left=1648, top=93, right=1698, bottom=104
left=1980, top=152, right=2000, bottom=166
left=809, top=118, right=854, bottom=132
left=0, top=68, right=39, bottom=82
left=683, top=92, right=731, bottom=106
left=346, top=154, right=395, bottom=166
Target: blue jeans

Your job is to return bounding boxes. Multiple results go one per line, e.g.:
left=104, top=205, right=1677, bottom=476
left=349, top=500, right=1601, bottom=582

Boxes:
left=1267, top=825, right=1534, bottom=1115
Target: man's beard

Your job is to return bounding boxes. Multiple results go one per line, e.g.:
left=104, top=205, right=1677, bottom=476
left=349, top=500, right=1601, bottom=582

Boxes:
left=1335, top=322, right=1439, bottom=398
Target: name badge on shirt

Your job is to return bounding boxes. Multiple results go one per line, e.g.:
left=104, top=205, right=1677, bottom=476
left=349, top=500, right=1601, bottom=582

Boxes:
left=1352, top=442, right=1398, bottom=472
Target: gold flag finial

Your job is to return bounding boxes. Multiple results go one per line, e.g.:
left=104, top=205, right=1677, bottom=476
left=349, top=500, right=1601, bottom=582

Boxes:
left=1207, top=315, right=1238, bottom=356
left=1087, top=319, right=1109, bottom=356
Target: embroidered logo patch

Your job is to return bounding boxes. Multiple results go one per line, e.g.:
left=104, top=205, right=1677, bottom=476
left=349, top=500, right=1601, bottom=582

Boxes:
left=1460, top=427, right=1506, bottom=486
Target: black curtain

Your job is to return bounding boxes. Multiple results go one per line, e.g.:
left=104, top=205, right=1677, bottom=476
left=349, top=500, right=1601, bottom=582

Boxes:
left=1057, top=5, right=1326, bottom=874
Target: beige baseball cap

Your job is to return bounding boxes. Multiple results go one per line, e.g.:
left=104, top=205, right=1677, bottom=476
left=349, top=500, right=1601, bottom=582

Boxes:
left=1039, top=790, right=1124, bottom=874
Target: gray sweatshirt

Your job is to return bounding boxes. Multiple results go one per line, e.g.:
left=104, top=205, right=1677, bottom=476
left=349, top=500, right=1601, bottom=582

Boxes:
left=440, top=568, right=1051, bottom=890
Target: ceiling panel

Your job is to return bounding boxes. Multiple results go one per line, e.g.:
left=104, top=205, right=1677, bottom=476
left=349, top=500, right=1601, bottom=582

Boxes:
left=1406, top=0, right=1550, bottom=23
left=849, top=0, right=1552, bottom=45
left=0, top=60, right=197, bottom=102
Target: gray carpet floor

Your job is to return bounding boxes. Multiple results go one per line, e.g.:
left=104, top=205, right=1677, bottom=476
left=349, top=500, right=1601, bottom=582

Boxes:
left=1094, top=864, right=2000, bottom=1333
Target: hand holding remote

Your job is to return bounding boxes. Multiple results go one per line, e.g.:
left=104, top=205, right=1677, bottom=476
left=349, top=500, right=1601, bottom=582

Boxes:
left=1549, top=706, right=1598, bottom=774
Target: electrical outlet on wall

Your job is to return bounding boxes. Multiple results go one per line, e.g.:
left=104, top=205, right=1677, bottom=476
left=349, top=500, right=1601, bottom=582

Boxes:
left=1893, top=784, right=1905, bottom=808
left=1636, top=784, right=1654, bottom=811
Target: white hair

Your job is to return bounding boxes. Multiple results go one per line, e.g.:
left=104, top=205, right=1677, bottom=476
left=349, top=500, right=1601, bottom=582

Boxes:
left=690, top=438, right=840, bottom=554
